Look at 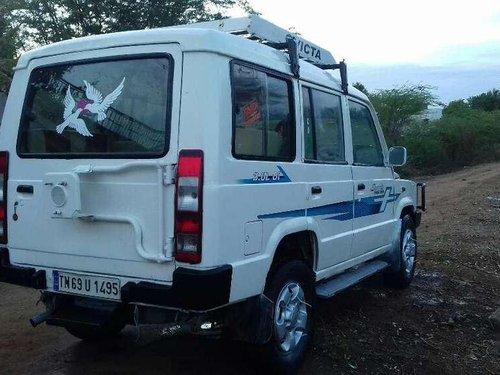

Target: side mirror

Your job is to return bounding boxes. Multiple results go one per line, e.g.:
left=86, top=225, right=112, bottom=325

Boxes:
left=388, top=146, right=407, bottom=167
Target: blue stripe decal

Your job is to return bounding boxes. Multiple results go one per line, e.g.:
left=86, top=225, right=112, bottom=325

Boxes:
left=257, top=187, right=400, bottom=221
left=309, top=201, right=353, bottom=222
left=258, top=209, right=306, bottom=220
left=355, top=187, right=399, bottom=218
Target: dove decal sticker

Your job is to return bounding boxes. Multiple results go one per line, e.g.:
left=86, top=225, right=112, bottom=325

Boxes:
left=55, top=78, right=125, bottom=137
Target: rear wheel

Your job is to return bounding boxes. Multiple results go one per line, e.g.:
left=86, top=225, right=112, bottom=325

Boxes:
left=262, top=260, right=315, bottom=374
left=385, top=214, right=417, bottom=288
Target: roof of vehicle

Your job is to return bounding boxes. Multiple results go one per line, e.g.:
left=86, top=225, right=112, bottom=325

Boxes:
left=172, top=16, right=338, bottom=66
left=16, top=24, right=368, bottom=102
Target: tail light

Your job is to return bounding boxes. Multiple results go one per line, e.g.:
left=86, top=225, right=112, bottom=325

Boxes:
left=175, top=150, right=203, bottom=264
left=0, top=152, right=8, bottom=244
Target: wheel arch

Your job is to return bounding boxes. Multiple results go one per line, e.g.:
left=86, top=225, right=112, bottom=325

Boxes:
left=262, top=218, right=319, bottom=290
left=396, top=196, right=416, bottom=221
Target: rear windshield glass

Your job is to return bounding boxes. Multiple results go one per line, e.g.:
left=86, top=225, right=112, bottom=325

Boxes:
left=18, top=56, right=171, bottom=157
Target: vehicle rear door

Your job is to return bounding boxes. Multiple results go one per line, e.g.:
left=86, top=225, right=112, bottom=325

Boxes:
left=6, top=44, right=181, bottom=283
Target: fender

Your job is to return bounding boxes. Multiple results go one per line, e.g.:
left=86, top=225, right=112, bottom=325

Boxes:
left=260, top=217, right=319, bottom=291
left=228, top=217, right=319, bottom=302
left=395, top=196, right=415, bottom=219
left=230, top=216, right=318, bottom=301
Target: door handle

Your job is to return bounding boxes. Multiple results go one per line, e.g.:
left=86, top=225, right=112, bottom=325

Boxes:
left=357, top=183, right=366, bottom=191
left=17, top=185, right=34, bottom=194
left=311, top=186, right=322, bottom=195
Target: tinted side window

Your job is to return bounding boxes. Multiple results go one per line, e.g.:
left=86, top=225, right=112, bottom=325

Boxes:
left=349, top=100, right=384, bottom=166
left=232, top=63, right=294, bottom=161
left=302, top=87, right=344, bottom=163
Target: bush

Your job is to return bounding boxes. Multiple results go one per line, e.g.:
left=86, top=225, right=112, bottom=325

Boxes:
left=398, top=108, right=500, bottom=176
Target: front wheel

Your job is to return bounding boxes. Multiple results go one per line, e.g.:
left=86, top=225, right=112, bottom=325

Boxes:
left=262, top=260, right=315, bottom=374
left=385, top=214, right=417, bottom=288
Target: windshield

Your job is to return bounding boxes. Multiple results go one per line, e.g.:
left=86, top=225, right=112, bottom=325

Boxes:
left=18, top=55, right=172, bottom=157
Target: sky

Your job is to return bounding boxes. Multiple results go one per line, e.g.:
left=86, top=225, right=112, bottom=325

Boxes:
left=229, top=0, right=500, bottom=103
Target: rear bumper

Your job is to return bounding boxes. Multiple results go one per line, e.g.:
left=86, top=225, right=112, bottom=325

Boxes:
left=0, top=248, right=46, bottom=289
left=122, top=265, right=233, bottom=311
left=0, top=248, right=232, bottom=312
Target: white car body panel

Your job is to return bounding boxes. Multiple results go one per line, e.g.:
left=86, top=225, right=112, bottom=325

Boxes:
left=0, top=23, right=419, bottom=308
left=3, top=44, right=183, bottom=286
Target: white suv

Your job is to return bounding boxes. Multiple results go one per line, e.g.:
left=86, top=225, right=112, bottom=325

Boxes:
left=0, top=16, right=425, bottom=372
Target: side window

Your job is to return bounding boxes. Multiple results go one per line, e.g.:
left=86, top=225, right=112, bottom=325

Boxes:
left=232, top=63, right=294, bottom=160
left=349, top=100, right=384, bottom=166
left=302, top=87, right=344, bottom=163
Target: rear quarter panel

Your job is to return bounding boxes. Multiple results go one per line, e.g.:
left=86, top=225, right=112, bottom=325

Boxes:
left=179, top=54, right=312, bottom=302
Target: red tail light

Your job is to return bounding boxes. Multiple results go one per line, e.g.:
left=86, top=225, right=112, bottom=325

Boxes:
left=0, top=152, right=8, bottom=244
left=175, top=150, right=203, bottom=264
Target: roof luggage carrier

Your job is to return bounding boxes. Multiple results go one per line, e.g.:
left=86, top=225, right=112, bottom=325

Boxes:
left=174, top=15, right=349, bottom=92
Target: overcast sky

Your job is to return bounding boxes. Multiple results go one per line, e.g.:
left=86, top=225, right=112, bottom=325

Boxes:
left=229, top=0, right=500, bottom=103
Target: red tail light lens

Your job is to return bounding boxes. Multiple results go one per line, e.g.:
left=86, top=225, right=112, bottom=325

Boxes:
left=175, top=150, right=203, bottom=264
left=0, top=151, right=8, bottom=244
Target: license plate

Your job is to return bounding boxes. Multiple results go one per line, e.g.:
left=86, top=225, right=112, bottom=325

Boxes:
left=53, top=271, right=121, bottom=300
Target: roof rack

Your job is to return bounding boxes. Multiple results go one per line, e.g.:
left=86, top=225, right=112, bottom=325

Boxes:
left=174, top=15, right=349, bottom=92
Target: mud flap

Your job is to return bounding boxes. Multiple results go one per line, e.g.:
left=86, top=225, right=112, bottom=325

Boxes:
left=224, top=294, right=274, bottom=345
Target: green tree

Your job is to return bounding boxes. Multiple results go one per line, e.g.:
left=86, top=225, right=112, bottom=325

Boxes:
left=442, top=99, right=469, bottom=116
left=468, top=89, right=500, bottom=112
left=0, top=0, right=256, bottom=92
left=353, top=81, right=369, bottom=96
left=14, top=0, right=256, bottom=45
left=0, top=0, right=22, bottom=92
left=369, top=84, right=437, bottom=143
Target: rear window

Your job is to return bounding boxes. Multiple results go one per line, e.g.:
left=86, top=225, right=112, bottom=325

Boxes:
left=18, top=55, right=172, bottom=157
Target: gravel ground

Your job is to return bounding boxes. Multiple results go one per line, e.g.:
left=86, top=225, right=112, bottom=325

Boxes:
left=1, top=163, right=499, bottom=374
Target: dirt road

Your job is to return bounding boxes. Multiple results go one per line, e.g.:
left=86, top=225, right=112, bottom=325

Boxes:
left=1, top=163, right=499, bottom=374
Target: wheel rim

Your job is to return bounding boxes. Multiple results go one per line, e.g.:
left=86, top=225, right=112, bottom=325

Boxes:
left=402, top=229, right=416, bottom=275
left=274, top=282, right=308, bottom=353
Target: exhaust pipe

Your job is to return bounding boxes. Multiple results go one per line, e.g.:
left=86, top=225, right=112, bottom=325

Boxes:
left=30, top=309, right=53, bottom=328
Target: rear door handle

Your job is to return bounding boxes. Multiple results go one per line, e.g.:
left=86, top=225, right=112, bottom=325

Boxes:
left=311, top=186, right=322, bottom=195
left=17, top=185, right=34, bottom=194
left=357, top=183, right=366, bottom=191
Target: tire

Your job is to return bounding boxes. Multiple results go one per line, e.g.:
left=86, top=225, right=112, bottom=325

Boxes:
left=261, top=260, right=315, bottom=374
left=385, top=214, right=417, bottom=288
